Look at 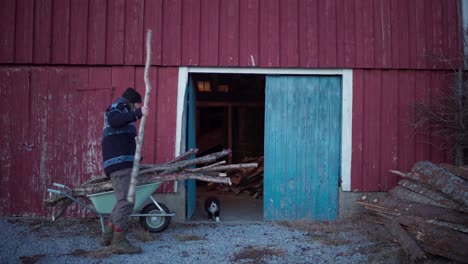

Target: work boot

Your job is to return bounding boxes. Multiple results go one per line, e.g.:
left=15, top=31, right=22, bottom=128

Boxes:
left=100, top=223, right=114, bottom=246
left=110, top=231, right=142, bottom=254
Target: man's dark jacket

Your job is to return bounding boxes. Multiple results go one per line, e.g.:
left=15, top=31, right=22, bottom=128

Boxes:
left=102, top=97, right=142, bottom=176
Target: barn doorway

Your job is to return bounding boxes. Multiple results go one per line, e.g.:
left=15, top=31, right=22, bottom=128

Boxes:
left=189, top=73, right=265, bottom=222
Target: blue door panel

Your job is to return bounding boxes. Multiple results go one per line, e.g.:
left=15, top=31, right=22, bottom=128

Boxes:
left=186, top=78, right=196, bottom=220
left=264, top=75, right=341, bottom=221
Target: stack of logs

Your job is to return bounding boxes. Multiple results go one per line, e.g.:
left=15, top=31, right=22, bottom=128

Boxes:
left=209, top=156, right=264, bottom=198
left=357, top=161, right=468, bottom=263
left=44, top=149, right=257, bottom=220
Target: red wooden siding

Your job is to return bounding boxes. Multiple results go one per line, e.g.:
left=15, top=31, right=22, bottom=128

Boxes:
left=351, top=69, right=452, bottom=192
left=0, top=0, right=461, bottom=69
left=0, top=67, right=175, bottom=216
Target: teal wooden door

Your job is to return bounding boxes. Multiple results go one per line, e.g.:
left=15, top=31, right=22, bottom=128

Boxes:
left=185, top=78, right=196, bottom=220
left=264, top=75, right=342, bottom=221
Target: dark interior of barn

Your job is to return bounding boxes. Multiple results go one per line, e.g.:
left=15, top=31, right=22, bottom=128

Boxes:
left=189, top=73, right=265, bottom=222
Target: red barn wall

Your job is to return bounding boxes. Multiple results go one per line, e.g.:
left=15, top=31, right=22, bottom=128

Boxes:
left=0, top=0, right=461, bottom=216
left=0, top=0, right=460, bottom=69
left=0, top=66, right=178, bottom=216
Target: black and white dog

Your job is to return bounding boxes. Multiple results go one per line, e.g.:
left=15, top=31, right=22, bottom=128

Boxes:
left=204, top=196, right=221, bottom=222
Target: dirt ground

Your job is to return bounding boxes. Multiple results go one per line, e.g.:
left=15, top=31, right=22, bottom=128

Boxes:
left=0, top=216, right=457, bottom=264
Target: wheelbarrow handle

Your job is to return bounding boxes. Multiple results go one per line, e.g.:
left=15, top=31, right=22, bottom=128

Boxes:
left=47, top=188, right=62, bottom=195
left=53, top=183, right=71, bottom=190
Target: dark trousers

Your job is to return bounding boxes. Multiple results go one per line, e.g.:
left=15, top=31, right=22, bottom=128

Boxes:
left=109, top=168, right=135, bottom=231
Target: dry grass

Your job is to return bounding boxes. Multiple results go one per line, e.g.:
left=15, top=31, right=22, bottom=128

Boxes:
left=231, top=245, right=284, bottom=264
left=173, top=234, right=206, bottom=242
left=133, top=225, right=159, bottom=242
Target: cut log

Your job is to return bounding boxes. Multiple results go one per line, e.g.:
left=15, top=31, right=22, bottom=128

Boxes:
left=399, top=218, right=468, bottom=263
left=397, top=179, right=468, bottom=213
left=389, top=186, right=448, bottom=208
left=358, top=194, right=468, bottom=225
left=381, top=218, right=426, bottom=262
left=408, top=161, right=468, bottom=207
left=440, top=163, right=468, bottom=181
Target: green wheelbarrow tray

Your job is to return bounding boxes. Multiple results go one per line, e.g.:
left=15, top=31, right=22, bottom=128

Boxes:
left=87, top=182, right=161, bottom=214
left=47, top=181, right=174, bottom=233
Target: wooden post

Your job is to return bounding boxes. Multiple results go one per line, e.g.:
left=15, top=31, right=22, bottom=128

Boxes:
left=127, top=29, right=152, bottom=203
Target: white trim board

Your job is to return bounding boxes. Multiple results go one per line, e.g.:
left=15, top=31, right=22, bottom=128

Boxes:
left=176, top=67, right=353, bottom=191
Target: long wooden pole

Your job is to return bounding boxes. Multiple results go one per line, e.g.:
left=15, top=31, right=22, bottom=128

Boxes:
left=127, top=29, right=152, bottom=203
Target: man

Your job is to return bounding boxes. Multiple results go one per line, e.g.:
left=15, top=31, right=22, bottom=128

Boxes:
left=101, top=87, right=149, bottom=254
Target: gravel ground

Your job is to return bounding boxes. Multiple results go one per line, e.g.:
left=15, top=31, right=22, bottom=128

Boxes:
left=0, top=217, right=412, bottom=264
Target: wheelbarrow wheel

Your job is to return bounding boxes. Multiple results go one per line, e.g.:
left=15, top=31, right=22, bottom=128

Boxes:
left=139, top=203, right=171, bottom=233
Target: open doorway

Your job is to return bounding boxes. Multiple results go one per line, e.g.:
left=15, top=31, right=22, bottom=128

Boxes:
left=188, top=73, right=265, bottom=222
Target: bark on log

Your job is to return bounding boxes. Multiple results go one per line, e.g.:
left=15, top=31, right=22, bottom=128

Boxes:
left=389, top=185, right=452, bottom=209
left=440, top=163, right=468, bottom=181
left=409, top=161, right=468, bottom=207
left=128, top=29, right=153, bottom=203
left=399, top=218, right=468, bottom=263
left=397, top=179, right=468, bottom=213
left=358, top=194, right=468, bottom=225
left=382, top=218, right=426, bottom=262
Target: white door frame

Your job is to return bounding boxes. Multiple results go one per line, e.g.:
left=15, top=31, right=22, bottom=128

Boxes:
left=176, top=67, right=353, bottom=191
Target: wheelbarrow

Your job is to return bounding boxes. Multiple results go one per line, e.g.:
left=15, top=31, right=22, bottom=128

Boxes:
left=47, top=182, right=174, bottom=233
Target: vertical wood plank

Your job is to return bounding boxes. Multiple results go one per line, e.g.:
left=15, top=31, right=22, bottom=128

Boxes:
left=351, top=69, right=364, bottom=191
left=181, top=0, right=201, bottom=65
left=414, top=71, right=431, bottom=161
left=362, top=70, right=381, bottom=191
left=446, top=0, right=460, bottom=64
left=355, top=0, right=373, bottom=68
left=336, top=0, right=356, bottom=67
left=0, top=69, right=13, bottom=214
left=29, top=68, right=51, bottom=214
left=398, top=70, right=415, bottom=171
left=424, top=0, right=435, bottom=68
left=69, top=0, right=88, bottom=64
left=432, top=0, right=444, bottom=68
left=125, top=0, right=144, bottom=65
left=51, top=0, right=70, bottom=64
left=0, top=0, right=16, bottom=63
left=219, top=0, right=240, bottom=66
left=304, top=77, right=319, bottom=218
left=379, top=70, right=399, bottom=190
left=279, top=0, right=298, bottom=67
left=106, top=0, right=125, bottom=65
left=10, top=69, right=32, bottom=215
left=162, top=0, right=182, bottom=65
left=87, top=0, right=107, bottom=64
left=284, top=77, right=297, bottom=219
left=295, top=77, right=308, bottom=218
left=264, top=76, right=279, bottom=220
left=200, top=0, right=219, bottom=66
left=143, top=0, right=163, bottom=65
left=111, top=66, right=135, bottom=98
left=415, top=0, right=427, bottom=69
left=374, top=0, right=392, bottom=68
left=239, top=0, right=259, bottom=67
left=154, top=67, right=178, bottom=192
left=318, top=0, right=337, bottom=68
left=298, top=0, right=318, bottom=67
left=15, top=0, right=34, bottom=63
left=396, top=0, right=409, bottom=68
left=429, top=71, right=447, bottom=163
left=259, top=0, right=279, bottom=67
left=33, top=0, right=52, bottom=64
left=407, top=0, right=418, bottom=68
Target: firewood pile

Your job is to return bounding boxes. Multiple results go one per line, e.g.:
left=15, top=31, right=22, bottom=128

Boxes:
left=357, top=161, right=468, bottom=263
left=208, top=156, right=264, bottom=199
left=44, top=149, right=257, bottom=220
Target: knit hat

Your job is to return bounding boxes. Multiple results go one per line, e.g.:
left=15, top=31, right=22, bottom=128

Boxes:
left=122, top=87, right=142, bottom=104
